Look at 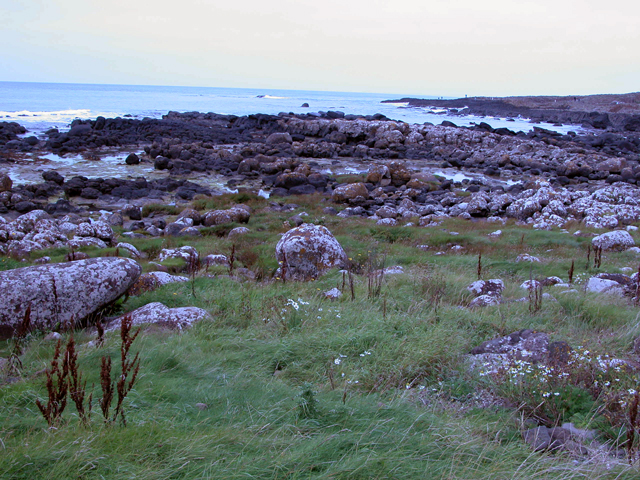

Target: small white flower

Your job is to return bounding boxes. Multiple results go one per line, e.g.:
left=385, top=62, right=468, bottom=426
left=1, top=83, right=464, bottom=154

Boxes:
left=334, top=358, right=342, bottom=365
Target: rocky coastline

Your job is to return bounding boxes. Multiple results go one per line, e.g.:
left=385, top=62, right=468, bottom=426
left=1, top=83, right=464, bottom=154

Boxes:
left=382, top=92, right=640, bottom=132
left=1, top=108, right=640, bottom=251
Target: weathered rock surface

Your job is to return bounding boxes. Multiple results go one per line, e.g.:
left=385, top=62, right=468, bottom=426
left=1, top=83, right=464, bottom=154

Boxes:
left=592, top=230, right=635, bottom=251
left=110, top=302, right=211, bottom=331
left=275, top=223, right=347, bottom=281
left=0, top=258, right=141, bottom=336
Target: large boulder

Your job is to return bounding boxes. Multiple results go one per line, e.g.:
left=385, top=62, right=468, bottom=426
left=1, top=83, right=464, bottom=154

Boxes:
left=0, top=258, right=141, bottom=336
left=275, top=223, right=347, bottom=281
left=592, top=230, right=635, bottom=251
left=331, top=183, right=369, bottom=203
left=202, top=205, right=251, bottom=226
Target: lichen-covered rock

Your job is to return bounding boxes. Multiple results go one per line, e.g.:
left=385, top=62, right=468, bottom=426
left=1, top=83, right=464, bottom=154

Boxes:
left=467, top=279, right=504, bottom=297
left=228, top=226, right=250, bottom=238
left=469, top=294, right=500, bottom=308
left=115, top=242, right=141, bottom=259
left=470, top=329, right=550, bottom=362
left=276, top=223, right=347, bottom=281
left=158, top=246, right=199, bottom=263
left=331, top=183, right=369, bottom=203
left=585, top=277, right=625, bottom=295
left=202, top=205, right=251, bottom=226
left=365, top=164, right=391, bottom=184
left=592, top=230, right=635, bottom=251
left=203, top=254, right=230, bottom=267
left=0, top=258, right=141, bottom=336
left=127, top=271, right=188, bottom=296
left=109, top=302, right=211, bottom=331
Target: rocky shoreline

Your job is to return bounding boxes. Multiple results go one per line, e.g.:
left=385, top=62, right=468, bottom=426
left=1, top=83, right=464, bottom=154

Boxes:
left=1, top=109, right=640, bottom=245
left=382, top=92, right=640, bottom=132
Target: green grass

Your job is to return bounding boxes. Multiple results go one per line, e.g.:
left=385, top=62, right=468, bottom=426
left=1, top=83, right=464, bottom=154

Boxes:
left=2, top=198, right=640, bottom=478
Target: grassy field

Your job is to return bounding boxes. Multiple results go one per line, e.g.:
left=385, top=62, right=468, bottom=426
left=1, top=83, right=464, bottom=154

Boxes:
left=1, top=193, right=640, bottom=479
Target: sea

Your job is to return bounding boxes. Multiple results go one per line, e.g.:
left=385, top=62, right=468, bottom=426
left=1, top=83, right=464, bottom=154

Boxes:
left=0, top=82, right=585, bottom=187
left=0, top=81, right=583, bottom=136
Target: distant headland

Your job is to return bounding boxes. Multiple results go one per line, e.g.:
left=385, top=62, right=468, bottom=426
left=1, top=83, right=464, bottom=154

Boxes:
left=383, top=92, right=640, bottom=132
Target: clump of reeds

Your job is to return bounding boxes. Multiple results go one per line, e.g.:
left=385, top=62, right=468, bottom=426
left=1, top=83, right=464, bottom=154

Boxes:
left=593, top=245, right=603, bottom=269
left=66, top=333, right=92, bottom=426
left=99, top=314, right=140, bottom=426
left=568, top=259, right=575, bottom=285
left=6, top=306, right=32, bottom=376
left=366, top=252, right=385, bottom=299
left=35, top=339, right=69, bottom=427
left=35, top=333, right=92, bottom=427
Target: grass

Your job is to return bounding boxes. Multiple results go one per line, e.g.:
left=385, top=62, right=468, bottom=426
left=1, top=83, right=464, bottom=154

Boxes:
left=2, top=193, right=640, bottom=478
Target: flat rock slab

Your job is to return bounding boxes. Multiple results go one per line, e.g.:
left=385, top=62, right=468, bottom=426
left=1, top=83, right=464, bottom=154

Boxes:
left=0, top=257, right=141, bottom=337
left=109, top=302, right=212, bottom=331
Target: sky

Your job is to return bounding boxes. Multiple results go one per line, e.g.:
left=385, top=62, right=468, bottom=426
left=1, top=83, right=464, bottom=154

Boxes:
left=1, top=0, right=639, bottom=97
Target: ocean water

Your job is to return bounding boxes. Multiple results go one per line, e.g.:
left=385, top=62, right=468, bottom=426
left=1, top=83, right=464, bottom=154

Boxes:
left=0, top=82, right=583, bottom=136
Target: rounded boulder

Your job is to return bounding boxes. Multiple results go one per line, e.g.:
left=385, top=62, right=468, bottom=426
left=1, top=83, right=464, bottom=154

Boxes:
left=276, top=223, right=347, bottom=281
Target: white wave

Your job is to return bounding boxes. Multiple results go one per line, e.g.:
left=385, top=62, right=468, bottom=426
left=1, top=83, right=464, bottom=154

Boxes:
left=259, top=95, right=288, bottom=100
left=0, top=109, right=93, bottom=122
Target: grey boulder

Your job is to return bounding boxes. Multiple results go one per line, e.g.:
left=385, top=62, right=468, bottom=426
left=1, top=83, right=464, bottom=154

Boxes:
left=0, top=257, right=141, bottom=336
left=276, top=223, right=347, bottom=281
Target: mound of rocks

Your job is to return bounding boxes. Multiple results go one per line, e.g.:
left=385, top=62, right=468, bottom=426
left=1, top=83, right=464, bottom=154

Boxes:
left=0, top=210, right=115, bottom=257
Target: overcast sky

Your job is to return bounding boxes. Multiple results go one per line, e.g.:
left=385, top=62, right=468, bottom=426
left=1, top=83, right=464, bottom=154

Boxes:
left=1, top=0, right=638, bottom=97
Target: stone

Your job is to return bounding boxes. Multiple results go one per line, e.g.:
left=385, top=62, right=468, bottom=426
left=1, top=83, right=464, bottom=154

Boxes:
left=128, top=272, right=189, bottom=296
left=466, top=279, right=504, bottom=297
left=331, top=183, right=369, bottom=203
left=115, top=242, right=142, bottom=259
left=520, top=279, right=541, bottom=290
left=585, top=277, right=624, bottom=295
left=202, top=206, right=251, bottom=226
left=469, top=294, right=500, bottom=308
left=228, top=226, right=250, bottom=238
left=0, top=258, right=141, bottom=336
left=266, top=132, right=293, bottom=144
left=125, top=153, right=140, bottom=165
left=470, top=329, right=550, bottom=363
left=323, top=287, right=342, bottom=299
left=275, top=223, right=347, bottom=281
left=110, top=302, right=211, bottom=331
left=592, top=230, right=635, bottom=251
left=158, top=246, right=199, bottom=263
left=43, top=332, right=63, bottom=341
left=0, top=173, right=12, bottom=193
left=523, top=427, right=553, bottom=451
left=516, top=254, right=541, bottom=263
left=203, top=254, right=230, bottom=267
